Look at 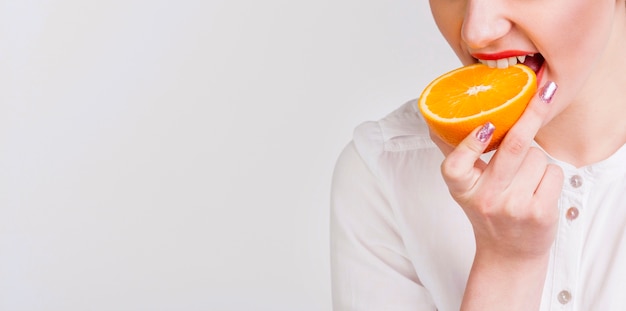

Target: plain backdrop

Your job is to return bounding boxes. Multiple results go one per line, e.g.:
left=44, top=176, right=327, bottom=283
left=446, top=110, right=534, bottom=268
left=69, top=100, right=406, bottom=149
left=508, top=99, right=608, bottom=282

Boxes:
left=0, top=0, right=458, bottom=310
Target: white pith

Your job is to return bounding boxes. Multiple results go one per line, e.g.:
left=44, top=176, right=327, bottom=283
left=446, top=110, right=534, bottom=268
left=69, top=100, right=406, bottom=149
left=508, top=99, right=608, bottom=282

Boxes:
left=478, top=53, right=535, bottom=69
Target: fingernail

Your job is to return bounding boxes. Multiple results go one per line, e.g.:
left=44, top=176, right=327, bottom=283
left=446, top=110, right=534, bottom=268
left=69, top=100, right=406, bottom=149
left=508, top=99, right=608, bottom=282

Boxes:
left=539, top=81, right=558, bottom=103
left=476, top=122, right=495, bottom=143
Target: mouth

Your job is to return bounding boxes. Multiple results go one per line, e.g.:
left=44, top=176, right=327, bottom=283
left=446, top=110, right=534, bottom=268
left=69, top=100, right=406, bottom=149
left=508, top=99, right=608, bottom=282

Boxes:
left=474, top=53, right=545, bottom=84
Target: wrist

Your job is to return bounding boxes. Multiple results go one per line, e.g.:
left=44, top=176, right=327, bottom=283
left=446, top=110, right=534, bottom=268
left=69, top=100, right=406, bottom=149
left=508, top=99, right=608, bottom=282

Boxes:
left=461, top=250, right=550, bottom=311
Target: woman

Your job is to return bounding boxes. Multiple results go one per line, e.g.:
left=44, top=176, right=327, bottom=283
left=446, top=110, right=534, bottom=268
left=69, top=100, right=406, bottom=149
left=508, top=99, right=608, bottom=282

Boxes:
left=330, top=0, right=626, bottom=310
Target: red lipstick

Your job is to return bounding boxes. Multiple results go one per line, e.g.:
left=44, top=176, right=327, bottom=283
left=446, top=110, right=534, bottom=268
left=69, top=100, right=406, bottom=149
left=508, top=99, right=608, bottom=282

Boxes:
left=472, top=50, right=535, bottom=60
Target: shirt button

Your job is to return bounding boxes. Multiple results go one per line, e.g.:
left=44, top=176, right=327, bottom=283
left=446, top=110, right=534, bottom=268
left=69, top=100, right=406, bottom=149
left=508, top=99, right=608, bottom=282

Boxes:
left=558, top=290, right=572, bottom=304
left=570, top=175, right=583, bottom=188
left=566, top=207, right=580, bottom=221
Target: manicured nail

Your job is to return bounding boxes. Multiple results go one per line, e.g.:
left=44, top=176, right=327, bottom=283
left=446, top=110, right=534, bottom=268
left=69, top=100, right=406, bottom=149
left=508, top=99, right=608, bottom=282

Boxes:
left=476, top=122, right=495, bottom=143
left=539, top=81, right=558, bottom=103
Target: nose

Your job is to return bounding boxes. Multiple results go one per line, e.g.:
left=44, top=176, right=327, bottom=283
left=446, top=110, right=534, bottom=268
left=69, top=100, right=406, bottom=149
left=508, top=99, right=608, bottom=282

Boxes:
left=461, top=0, right=511, bottom=50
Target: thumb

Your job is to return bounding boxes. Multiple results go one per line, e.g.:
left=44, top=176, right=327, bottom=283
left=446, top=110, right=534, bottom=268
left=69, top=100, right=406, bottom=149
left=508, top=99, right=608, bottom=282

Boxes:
left=440, top=122, right=493, bottom=194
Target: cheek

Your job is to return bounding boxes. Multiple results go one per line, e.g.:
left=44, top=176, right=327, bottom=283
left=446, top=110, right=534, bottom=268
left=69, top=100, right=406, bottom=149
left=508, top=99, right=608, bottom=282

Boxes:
left=543, top=0, right=614, bottom=75
left=554, top=0, right=612, bottom=48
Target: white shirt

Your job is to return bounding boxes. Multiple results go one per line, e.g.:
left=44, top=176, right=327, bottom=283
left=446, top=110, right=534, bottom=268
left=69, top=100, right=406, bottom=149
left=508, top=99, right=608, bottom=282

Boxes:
left=330, top=100, right=626, bottom=310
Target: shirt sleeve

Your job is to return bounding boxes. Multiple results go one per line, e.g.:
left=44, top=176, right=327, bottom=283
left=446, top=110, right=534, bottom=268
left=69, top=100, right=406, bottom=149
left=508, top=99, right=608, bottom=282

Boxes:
left=330, top=142, right=437, bottom=310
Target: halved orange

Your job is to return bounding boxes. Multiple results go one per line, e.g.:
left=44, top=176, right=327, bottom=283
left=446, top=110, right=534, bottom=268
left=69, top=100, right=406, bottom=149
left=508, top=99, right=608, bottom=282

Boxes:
left=418, top=64, right=536, bottom=152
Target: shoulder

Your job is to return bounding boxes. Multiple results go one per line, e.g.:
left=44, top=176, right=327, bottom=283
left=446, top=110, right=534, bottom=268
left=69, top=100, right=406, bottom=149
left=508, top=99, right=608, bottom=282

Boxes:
left=350, top=99, right=440, bottom=177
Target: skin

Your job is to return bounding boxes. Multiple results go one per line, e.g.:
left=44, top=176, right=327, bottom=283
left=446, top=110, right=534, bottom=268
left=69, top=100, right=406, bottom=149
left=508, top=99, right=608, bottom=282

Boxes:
left=428, top=0, right=626, bottom=309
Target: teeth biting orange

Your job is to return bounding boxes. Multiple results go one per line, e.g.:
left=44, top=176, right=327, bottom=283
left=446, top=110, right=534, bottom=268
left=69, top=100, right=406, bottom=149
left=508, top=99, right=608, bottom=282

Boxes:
left=418, top=63, right=537, bottom=152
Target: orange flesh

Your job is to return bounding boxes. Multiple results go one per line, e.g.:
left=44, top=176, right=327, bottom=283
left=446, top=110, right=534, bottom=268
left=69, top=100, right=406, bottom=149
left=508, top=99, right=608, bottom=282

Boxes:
left=424, top=66, right=528, bottom=118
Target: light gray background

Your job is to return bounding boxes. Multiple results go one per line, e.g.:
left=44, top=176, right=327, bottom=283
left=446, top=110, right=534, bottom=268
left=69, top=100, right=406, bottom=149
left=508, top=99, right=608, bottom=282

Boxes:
left=0, top=0, right=457, bottom=310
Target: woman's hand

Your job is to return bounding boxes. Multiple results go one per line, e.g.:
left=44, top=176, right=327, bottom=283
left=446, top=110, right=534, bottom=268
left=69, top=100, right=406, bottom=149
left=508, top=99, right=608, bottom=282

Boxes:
left=431, top=81, right=563, bottom=310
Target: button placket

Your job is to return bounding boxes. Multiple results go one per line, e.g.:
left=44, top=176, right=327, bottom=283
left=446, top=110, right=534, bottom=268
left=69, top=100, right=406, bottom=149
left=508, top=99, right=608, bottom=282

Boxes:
left=549, top=171, right=587, bottom=309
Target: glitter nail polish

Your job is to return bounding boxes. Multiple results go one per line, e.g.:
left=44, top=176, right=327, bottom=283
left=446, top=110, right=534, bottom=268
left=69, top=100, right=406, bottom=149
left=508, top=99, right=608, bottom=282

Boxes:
left=476, top=122, right=495, bottom=143
left=540, top=81, right=558, bottom=103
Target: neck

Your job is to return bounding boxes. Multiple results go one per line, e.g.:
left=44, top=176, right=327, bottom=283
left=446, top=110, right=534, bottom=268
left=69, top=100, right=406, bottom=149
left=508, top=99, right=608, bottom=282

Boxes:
left=536, top=6, right=626, bottom=167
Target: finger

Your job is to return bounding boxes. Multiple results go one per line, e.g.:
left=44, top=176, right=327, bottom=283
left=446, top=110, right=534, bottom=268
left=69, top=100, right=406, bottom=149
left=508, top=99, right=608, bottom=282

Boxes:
left=485, top=81, right=558, bottom=184
left=441, top=122, right=493, bottom=194
left=506, top=147, right=548, bottom=198
left=532, top=163, right=564, bottom=217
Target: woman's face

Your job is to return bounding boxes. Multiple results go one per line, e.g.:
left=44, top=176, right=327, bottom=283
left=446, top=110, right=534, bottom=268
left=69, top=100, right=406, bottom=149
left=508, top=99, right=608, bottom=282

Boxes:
left=429, top=0, right=623, bottom=118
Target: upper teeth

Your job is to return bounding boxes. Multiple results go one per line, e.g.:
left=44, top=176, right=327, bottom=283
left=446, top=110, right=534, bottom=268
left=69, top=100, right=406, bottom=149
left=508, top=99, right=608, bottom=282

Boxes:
left=478, top=54, right=535, bottom=69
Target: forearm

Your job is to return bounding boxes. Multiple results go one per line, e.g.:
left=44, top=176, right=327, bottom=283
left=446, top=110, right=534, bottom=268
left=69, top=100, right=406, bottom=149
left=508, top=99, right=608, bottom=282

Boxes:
left=460, top=251, right=550, bottom=311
